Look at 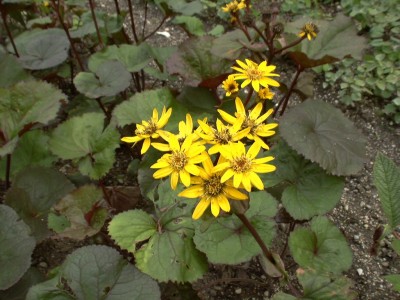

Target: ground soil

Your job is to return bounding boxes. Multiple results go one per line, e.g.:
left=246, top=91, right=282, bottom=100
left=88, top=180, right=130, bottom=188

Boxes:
left=4, top=1, right=400, bottom=300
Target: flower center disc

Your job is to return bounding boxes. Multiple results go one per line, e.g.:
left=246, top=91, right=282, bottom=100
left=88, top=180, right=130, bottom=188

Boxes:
left=171, top=151, right=188, bottom=171
left=136, top=120, right=158, bottom=135
left=214, top=128, right=232, bottom=144
left=247, top=68, right=262, bottom=80
left=232, top=155, right=252, bottom=173
left=204, top=175, right=224, bottom=197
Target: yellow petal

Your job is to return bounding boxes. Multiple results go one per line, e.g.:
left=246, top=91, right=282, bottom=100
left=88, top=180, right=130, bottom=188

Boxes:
left=252, top=80, right=260, bottom=92
left=233, top=172, right=243, bottom=188
left=179, top=185, right=204, bottom=198
left=249, top=172, right=264, bottom=190
left=180, top=170, right=191, bottom=187
left=121, top=136, right=142, bottom=143
left=152, top=108, right=158, bottom=121
left=151, top=142, right=170, bottom=152
left=250, top=102, right=263, bottom=120
left=224, top=186, right=248, bottom=200
left=241, top=79, right=251, bottom=89
left=242, top=175, right=252, bottom=192
left=252, top=163, right=276, bottom=173
left=181, top=134, right=193, bottom=152
left=192, top=198, right=210, bottom=220
left=236, top=59, right=249, bottom=70
left=218, top=109, right=236, bottom=124
left=171, top=171, right=179, bottom=190
left=153, top=167, right=173, bottom=179
left=158, top=107, right=172, bottom=127
left=247, top=142, right=261, bottom=159
left=256, top=108, right=273, bottom=123
left=185, top=163, right=200, bottom=176
left=141, top=138, right=151, bottom=154
left=218, top=194, right=230, bottom=212
left=151, top=160, right=170, bottom=169
left=214, top=162, right=230, bottom=174
left=202, top=153, right=214, bottom=174
left=253, top=156, right=274, bottom=164
left=210, top=198, right=220, bottom=217
left=235, top=97, right=246, bottom=115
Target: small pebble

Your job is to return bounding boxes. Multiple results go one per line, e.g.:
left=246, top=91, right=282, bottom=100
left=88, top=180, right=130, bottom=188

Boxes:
left=38, top=261, right=48, bottom=268
left=382, top=262, right=389, bottom=267
left=354, top=235, right=360, bottom=241
left=357, top=268, right=364, bottom=276
left=235, top=288, right=242, bottom=294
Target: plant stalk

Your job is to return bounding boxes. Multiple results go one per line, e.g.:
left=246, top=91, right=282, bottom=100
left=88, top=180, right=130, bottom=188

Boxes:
left=88, top=0, right=104, bottom=48
left=0, top=2, right=19, bottom=57
left=142, top=15, right=168, bottom=41
left=274, top=65, right=303, bottom=117
left=5, top=154, right=11, bottom=190
left=51, top=0, right=84, bottom=71
left=126, top=0, right=139, bottom=43
left=244, top=88, right=254, bottom=107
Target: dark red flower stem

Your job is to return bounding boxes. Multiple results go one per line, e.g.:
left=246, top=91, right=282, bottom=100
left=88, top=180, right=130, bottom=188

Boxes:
left=88, top=0, right=104, bottom=49
left=126, top=0, right=139, bottom=43
left=0, top=2, right=19, bottom=57
left=51, top=0, right=84, bottom=71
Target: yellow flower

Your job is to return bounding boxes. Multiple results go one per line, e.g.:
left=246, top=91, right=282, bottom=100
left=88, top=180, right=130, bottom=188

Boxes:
left=231, top=59, right=280, bottom=92
left=178, top=153, right=248, bottom=219
left=150, top=134, right=206, bottom=190
left=222, top=0, right=246, bottom=13
left=214, top=141, right=276, bottom=192
left=298, top=22, right=318, bottom=41
left=258, top=87, right=275, bottom=100
left=121, top=106, right=172, bottom=154
left=218, top=97, right=278, bottom=149
left=222, top=75, right=239, bottom=97
left=43, top=0, right=49, bottom=7
left=197, top=118, right=250, bottom=154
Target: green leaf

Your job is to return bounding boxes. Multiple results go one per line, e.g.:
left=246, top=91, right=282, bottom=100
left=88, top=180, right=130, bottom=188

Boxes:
left=74, top=60, right=131, bottom=98
left=0, top=205, right=36, bottom=290
left=391, top=239, right=400, bottom=256
left=289, top=216, right=352, bottom=274
left=0, top=51, right=30, bottom=88
left=49, top=112, right=120, bottom=179
left=28, top=245, right=161, bottom=299
left=173, top=16, right=205, bottom=36
left=177, top=86, right=218, bottom=120
left=137, top=148, right=162, bottom=201
left=373, top=153, right=400, bottom=229
left=298, top=269, right=356, bottom=299
left=286, top=14, right=368, bottom=68
left=0, top=268, right=44, bottom=300
left=166, top=36, right=231, bottom=86
left=49, top=185, right=107, bottom=240
left=384, top=274, right=400, bottom=292
left=0, top=80, right=65, bottom=156
left=0, top=130, right=57, bottom=180
left=109, top=182, right=208, bottom=283
left=193, top=191, right=277, bottom=265
left=4, top=166, right=75, bottom=241
left=88, top=44, right=152, bottom=73
left=261, top=141, right=344, bottom=220
left=108, top=210, right=157, bottom=253
left=211, top=29, right=255, bottom=60
left=168, top=0, right=203, bottom=15
left=12, top=29, right=70, bottom=70
left=280, top=99, right=366, bottom=176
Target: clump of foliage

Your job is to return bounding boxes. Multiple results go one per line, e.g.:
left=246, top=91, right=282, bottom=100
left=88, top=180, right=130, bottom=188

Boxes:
left=322, top=0, right=400, bottom=123
left=0, top=0, right=398, bottom=299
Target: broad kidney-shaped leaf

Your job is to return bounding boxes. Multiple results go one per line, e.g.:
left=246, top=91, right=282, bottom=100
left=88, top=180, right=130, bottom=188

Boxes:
left=193, top=191, right=277, bottom=265
left=373, top=153, right=400, bottom=229
left=74, top=60, right=131, bottom=98
left=109, top=183, right=208, bottom=283
left=4, top=167, right=75, bottom=241
left=298, top=269, right=356, bottom=299
left=286, top=14, right=368, bottom=68
left=28, top=245, right=161, bottom=300
left=280, top=99, right=366, bottom=176
left=12, top=28, right=70, bottom=70
left=0, top=80, right=65, bottom=156
left=88, top=43, right=152, bottom=73
left=0, top=51, right=30, bottom=87
left=49, top=112, right=120, bottom=179
left=0, top=205, right=36, bottom=290
left=0, top=268, right=44, bottom=300
left=262, top=141, right=344, bottom=220
left=166, top=36, right=231, bottom=87
left=49, top=185, right=107, bottom=240
left=0, top=130, right=57, bottom=180
left=384, top=274, right=400, bottom=293
left=289, top=216, right=352, bottom=275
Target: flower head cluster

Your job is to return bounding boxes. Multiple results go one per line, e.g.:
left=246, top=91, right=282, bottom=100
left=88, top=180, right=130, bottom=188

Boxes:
left=298, top=22, right=319, bottom=41
left=231, top=59, right=280, bottom=92
left=121, top=106, right=172, bottom=154
left=122, top=73, right=278, bottom=220
left=222, top=0, right=246, bottom=14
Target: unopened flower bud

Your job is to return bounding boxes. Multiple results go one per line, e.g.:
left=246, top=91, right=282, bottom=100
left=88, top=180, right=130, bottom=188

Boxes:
left=272, top=23, right=284, bottom=35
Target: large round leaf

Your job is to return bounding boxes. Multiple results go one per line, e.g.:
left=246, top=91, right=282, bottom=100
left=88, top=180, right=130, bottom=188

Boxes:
left=0, top=205, right=36, bottom=290
left=280, top=99, right=366, bottom=176
left=4, top=166, right=75, bottom=241
left=289, top=216, right=352, bottom=275
left=0, top=80, right=65, bottom=156
left=0, top=51, right=30, bottom=88
left=193, top=191, right=277, bottom=265
left=261, top=141, right=344, bottom=220
left=49, top=112, right=120, bottom=179
left=27, top=245, right=161, bottom=300
left=74, top=60, right=131, bottom=98
left=12, top=29, right=70, bottom=70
